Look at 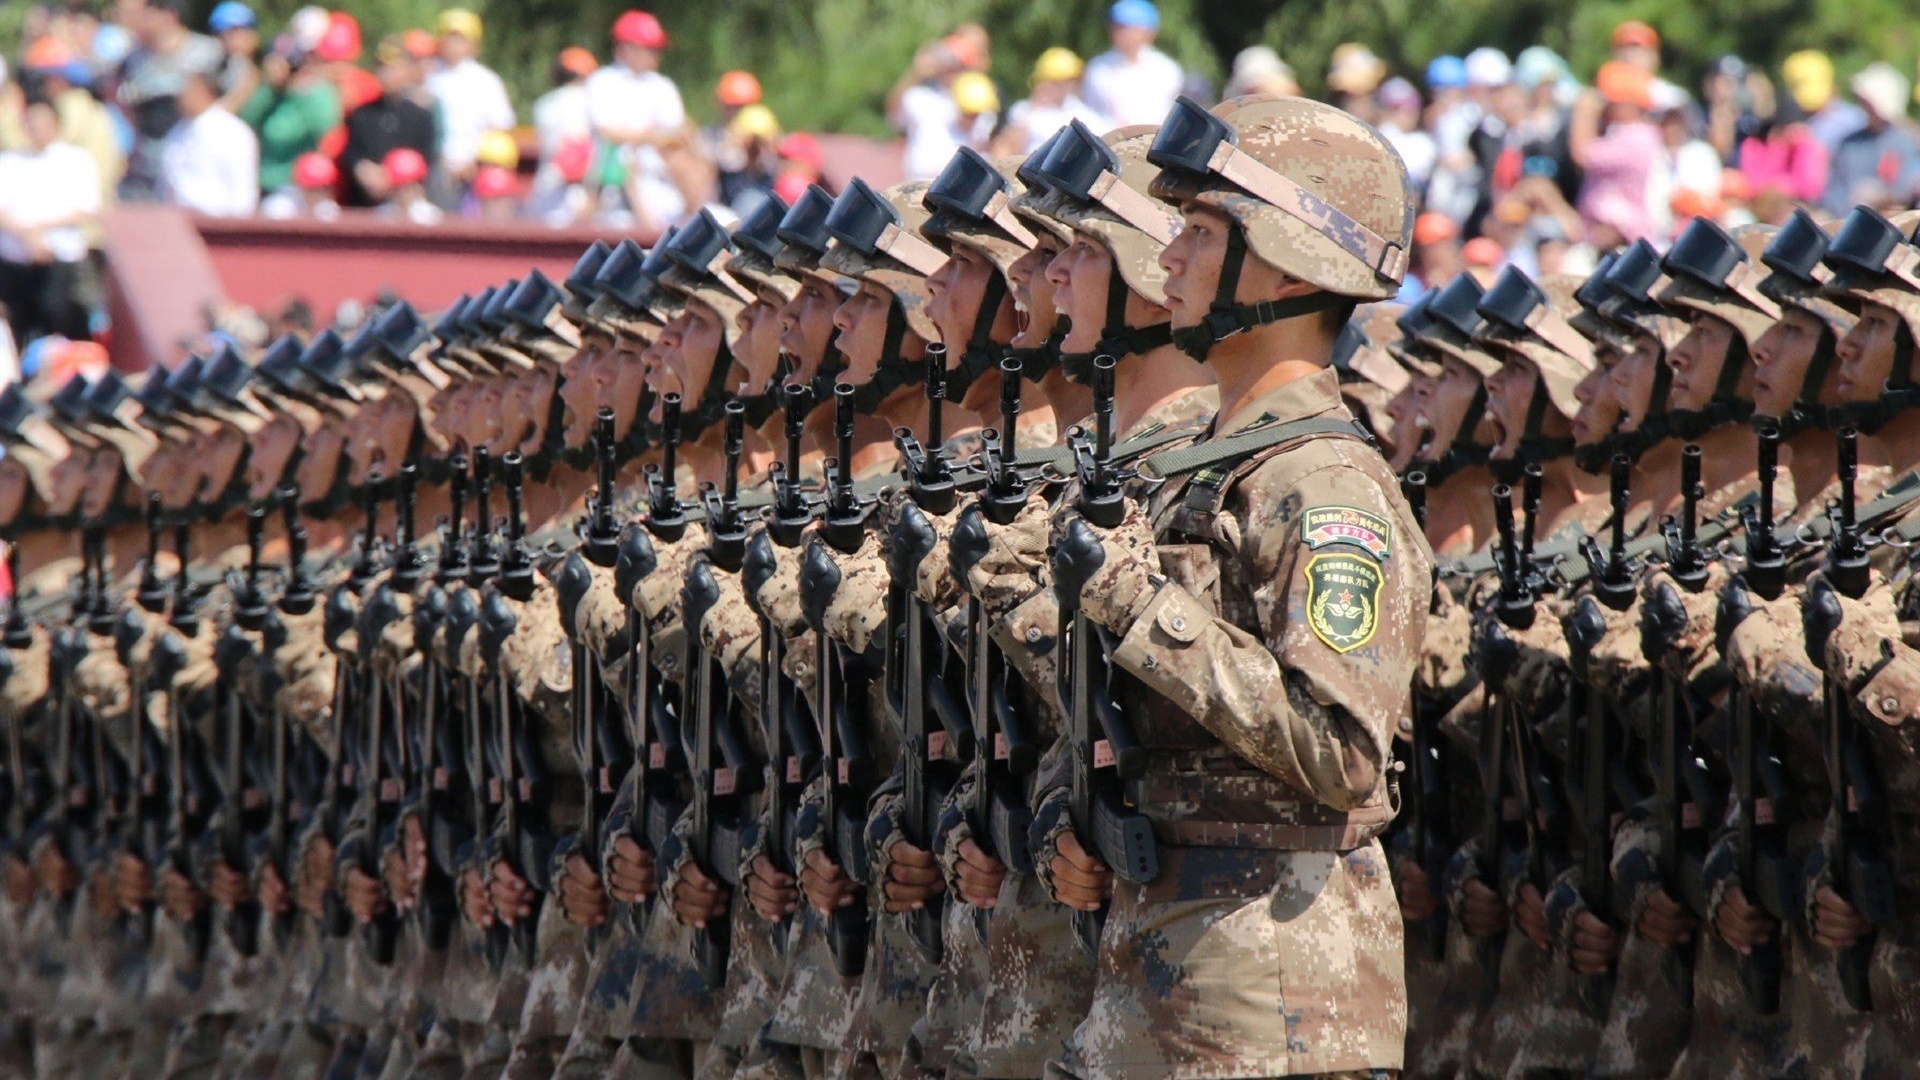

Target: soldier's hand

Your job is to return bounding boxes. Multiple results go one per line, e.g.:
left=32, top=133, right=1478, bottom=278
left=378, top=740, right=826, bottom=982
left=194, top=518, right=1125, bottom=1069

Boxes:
left=671, top=861, right=731, bottom=929
left=382, top=815, right=428, bottom=913
left=1635, top=887, right=1697, bottom=948
left=89, top=867, right=121, bottom=921
left=160, top=866, right=205, bottom=923
left=460, top=866, right=494, bottom=929
left=114, top=852, right=152, bottom=914
left=487, top=859, right=534, bottom=926
left=1396, top=859, right=1440, bottom=923
left=607, top=836, right=657, bottom=904
left=207, top=860, right=253, bottom=911
left=6, top=855, right=36, bottom=906
left=343, top=866, right=388, bottom=923
left=1047, top=830, right=1112, bottom=912
left=1570, top=911, right=1621, bottom=974
left=1514, top=881, right=1550, bottom=949
left=256, top=863, right=291, bottom=917
left=295, top=835, right=335, bottom=918
left=882, top=839, right=944, bottom=913
left=1813, top=886, right=1872, bottom=950
left=953, top=839, right=1007, bottom=909
left=34, top=844, right=76, bottom=898
left=1713, top=884, right=1777, bottom=955
left=744, top=854, right=799, bottom=922
left=558, top=854, right=609, bottom=929
left=1460, top=878, right=1507, bottom=938
left=800, top=848, right=858, bottom=914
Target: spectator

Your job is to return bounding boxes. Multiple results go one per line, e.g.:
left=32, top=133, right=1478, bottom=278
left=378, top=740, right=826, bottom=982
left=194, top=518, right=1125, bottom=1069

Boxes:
left=208, top=1, right=260, bottom=113
left=310, top=11, right=379, bottom=162
left=1223, top=45, right=1298, bottom=99
left=531, top=47, right=597, bottom=206
left=1377, top=78, right=1435, bottom=191
left=586, top=10, right=698, bottom=230
left=260, top=150, right=338, bottom=219
left=339, top=36, right=439, bottom=209
left=116, top=0, right=223, bottom=199
left=1782, top=49, right=1864, bottom=155
left=1570, top=61, right=1662, bottom=246
left=237, top=36, right=340, bottom=196
left=1325, top=43, right=1386, bottom=124
left=1823, top=62, right=1920, bottom=215
left=473, top=163, right=518, bottom=220
left=1081, top=0, right=1182, bottom=128
left=1400, top=212, right=1460, bottom=303
left=887, top=32, right=981, bottom=180
left=1737, top=98, right=1829, bottom=205
left=379, top=148, right=441, bottom=224
left=1608, top=21, right=1687, bottom=112
left=717, top=104, right=780, bottom=215
left=160, top=68, right=257, bottom=216
left=1655, top=106, right=1725, bottom=220
left=10, top=39, right=124, bottom=215
left=1424, top=54, right=1481, bottom=223
left=775, top=131, right=823, bottom=203
left=0, top=97, right=101, bottom=344
left=1510, top=46, right=1579, bottom=205
left=425, top=8, right=514, bottom=186
left=994, top=48, right=1109, bottom=155
left=1700, top=55, right=1768, bottom=164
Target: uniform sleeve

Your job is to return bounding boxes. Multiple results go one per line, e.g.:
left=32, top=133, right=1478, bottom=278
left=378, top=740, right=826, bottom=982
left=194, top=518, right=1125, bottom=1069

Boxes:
left=1109, top=458, right=1429, bottom=810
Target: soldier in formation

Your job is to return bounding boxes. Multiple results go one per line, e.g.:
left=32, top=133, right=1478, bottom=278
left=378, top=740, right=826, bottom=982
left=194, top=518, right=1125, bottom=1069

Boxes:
left=0, top=95, right=1915, bottom=1080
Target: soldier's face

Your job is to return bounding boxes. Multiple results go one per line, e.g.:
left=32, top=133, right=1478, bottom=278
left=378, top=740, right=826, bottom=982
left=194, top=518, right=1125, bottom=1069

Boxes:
left=927, top=246, right=1012, bottom=353
left=1483, top=358, right=1538, bottom=459
left=1384, top=378, right=1422, bottom=471
left=778, top=276, right=842, bottom=382
left=1159, top=206, right=1229, bottom=329
left=557, top=352, right=601, bottom=439
left=672, top=299, right=730, bottom=405
left=247, top=414, right=302, bottom=500
left=1047, top=232, right=1115, bottom=354
left=831, top=282, right=898, bottom=386
left=1751, top=308, right=1829, bottom=417
left=1008, top=235, right=1063, bottom=348
left=604, top=332, right=650, bottom=432
left=735, top=295, right=785, bottom=391
left=295, top=423, right=345, bottom=501
left=1571, top=352, right=1622, bottom=446
left=79, top=449, right=123, bottom=518
left=1666, top=313, right=1745, bottom=412
left=1834, top=301, right=1902, bottom=404
left=1421, top=359, right=1484, bottom=455
left=520, top=367, right=558, bottom=455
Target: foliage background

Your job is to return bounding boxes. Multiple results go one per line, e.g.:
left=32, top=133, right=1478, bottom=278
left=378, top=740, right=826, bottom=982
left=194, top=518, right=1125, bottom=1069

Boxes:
left=11, top=0, right=1918, bottom=134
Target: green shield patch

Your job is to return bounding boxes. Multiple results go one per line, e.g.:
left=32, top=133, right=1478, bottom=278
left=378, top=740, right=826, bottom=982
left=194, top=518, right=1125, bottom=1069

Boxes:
left=1305, top=552, right=1382, bottom=653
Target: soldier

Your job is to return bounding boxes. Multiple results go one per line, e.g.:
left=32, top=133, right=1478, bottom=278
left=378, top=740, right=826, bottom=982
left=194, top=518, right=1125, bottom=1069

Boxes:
left=1396, top=276, right=1501, bottom=557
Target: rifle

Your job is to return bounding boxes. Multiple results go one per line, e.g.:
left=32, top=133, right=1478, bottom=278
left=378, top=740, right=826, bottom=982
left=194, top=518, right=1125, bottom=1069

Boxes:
left=683, top=401, right=761, bottom=983
left=137, top=493, right=168, bottom=613
left=1649, top=445, right=1715, bottom=927
left=798, top=382, right=876, bottom=979
left=216, top=506, right=271, bottom=958
left=614, top=518, right=676, bottom=938
left=1399, top=469, right=1452, bottom=961
left=1816, top=427, right=1896, bottom=1011
left=352, top=475, right=403, bottom=966
left=156, top=621, right=210, bottom=960
left=1473, top=485, right=1527, bottom=931
left=951, top=356, right=1039, bottom=909
left=410, top=580, right=459, bottom=952
left=485, top=452, right=548, bottom=967
left=1051, top=355, right=1159, bottom=957
left=1569, top=456, right=1638, bottom=939
left=1725, top=425, right=1792, bottom=1013
left=257, top=602, right=299, bottom=951
left=645, top=393, right=689, bottom=539
left=887, top=358, right=969, bottom=964
left=1501, top=469, right=1572, bottom=898
left=278, top=484, right=315, bottom=616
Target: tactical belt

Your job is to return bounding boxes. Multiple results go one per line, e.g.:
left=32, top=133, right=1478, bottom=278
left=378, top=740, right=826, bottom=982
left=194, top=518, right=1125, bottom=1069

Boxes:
left=1133, top=775, right=1396, bottom=851
left=1135, top=416, right=1371, bottom=481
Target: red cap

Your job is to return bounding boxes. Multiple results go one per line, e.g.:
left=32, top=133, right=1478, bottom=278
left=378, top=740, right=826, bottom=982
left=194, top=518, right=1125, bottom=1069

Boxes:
left=474, top=164, right=517, bottom=199
left=1611, top=20, right=1659, bottom=50
left=316, top=12, right=361, bottom=62
left=384, top=147, right=428, bottom=187
left=612, top=10, right=667, bottom=49
left=1413, top=212, right=1459, bottom=246
left=776, top=131, right=822, bottom=170
left=1462, top=237, right=1504, bottom=267
left=717, top=69, right=762, bottom=107
left=773, top=172, right=811, bottom=205
left=553, top=138, right=594, bottom=183
left=293, top=152, right=338, bottom=190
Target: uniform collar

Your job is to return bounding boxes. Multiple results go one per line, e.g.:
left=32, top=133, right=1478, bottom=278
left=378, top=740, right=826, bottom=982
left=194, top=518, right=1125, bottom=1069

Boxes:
left=1213, top=366, right=1347, bottom=438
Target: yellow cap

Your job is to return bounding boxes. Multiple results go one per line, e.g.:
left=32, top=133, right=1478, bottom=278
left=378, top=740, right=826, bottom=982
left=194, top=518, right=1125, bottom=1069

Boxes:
left=476, top=129, right=519, bottom=169
left=950, top=71, right=999, bottom=115
left=1781, top=49, right=1834, bottom=112
left=728, top=103, right=781, bottom=141
left=437, top=8, right=482, bottom=42
left=1030, top=47, right=1084, bottom=86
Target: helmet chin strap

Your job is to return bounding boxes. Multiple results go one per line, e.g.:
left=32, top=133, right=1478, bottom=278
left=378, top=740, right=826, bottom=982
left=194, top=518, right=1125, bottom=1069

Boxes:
left=1832, top=321, right=1917, bottom=433
left=1060, top=263, right=1170, bottom=379
left=682, top=337, right=741, bottom=436
left=1762, top=326, right=1837, bottom=440
left=947, top=271, right=1010, bottom=400
left=806, top=338, right=846, bottom=408
left=1514, top=379, right=1574, bottom=467
left=846, top=299, right=926, bottom=413
left=1667, top=335, right=1753, bottom=440
left=1170, top=225, right=1348, bottom=361
left=1413, top=381, right=1489, bottom=484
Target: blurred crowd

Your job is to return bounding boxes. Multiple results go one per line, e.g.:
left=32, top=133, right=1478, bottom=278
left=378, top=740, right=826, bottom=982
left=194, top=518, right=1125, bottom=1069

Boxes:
left=8, top=0, right=1920, bottom=394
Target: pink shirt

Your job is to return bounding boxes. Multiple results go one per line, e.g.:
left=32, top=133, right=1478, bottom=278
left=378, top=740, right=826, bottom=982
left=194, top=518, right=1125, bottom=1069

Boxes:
left=1738, top=132, right=1830, bottom=204
left=1577, top=120, right=1662, bottom=242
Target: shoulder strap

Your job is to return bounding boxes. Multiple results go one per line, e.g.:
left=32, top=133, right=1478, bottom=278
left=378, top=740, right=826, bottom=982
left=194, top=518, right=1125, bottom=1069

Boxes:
left=1136, top=416, right=1372, bottom=482
left=1008, top=422, right=1197, bottom=474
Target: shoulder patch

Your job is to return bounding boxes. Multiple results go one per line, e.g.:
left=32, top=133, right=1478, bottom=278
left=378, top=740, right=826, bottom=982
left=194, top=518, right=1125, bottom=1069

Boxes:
left=1305, top=552, right=1382, bottom=654
left=1302, top=504, right=1393, bottom=560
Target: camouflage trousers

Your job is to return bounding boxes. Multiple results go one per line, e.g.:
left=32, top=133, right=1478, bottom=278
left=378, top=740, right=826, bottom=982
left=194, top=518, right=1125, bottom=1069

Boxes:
left=1046, top=1066, right=1396, bottom=1080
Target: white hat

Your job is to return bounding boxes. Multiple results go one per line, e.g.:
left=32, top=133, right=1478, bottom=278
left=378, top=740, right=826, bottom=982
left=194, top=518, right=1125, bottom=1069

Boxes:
left=1851, top=62, right=1909, bottom=122
left=1464, top=47, right=1512, bottom=89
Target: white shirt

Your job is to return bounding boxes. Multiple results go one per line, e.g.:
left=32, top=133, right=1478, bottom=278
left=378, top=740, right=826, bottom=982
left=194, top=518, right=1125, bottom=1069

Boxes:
left=160, top=106, right=259, bottom=217
left=534, top=83, right=593, bottom=160
left=1081, top=46, right=1184, bottom=127
left=0, top=142, right=101, bottom=263
left=427, top=58, right=516, bottom=171
left=585, top=65, right=686, bottom=173
left=895, top=83, right=995, bottom=180
left=1005, top=94, right=1111, bottom=152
